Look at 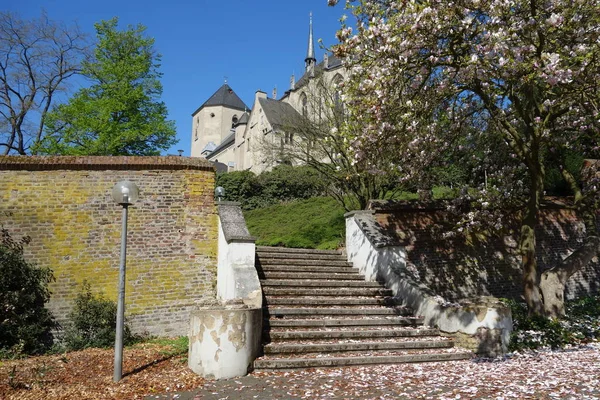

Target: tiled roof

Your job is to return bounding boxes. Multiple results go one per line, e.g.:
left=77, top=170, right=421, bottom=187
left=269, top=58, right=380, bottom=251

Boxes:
left=192, top=84, right=248, bottom=115
left=258, top=98, right=303, bottom=131
left=206, top=131, right=235, bottom=160
left=236, top=112, right=250, bottom=125
left=294, top=54, right=343, bottom=91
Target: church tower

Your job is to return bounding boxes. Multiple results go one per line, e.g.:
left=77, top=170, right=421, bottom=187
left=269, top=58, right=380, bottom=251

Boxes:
left=305, top=12, right=317, bottom=73
left=190, top=83, right=248, bottom=158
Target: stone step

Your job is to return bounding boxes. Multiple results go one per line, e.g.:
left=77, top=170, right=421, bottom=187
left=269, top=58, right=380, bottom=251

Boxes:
left=257, top=246, right=342, bottom=255
left=259, top=265, right=356, bottom=274
left=260, top=280, right=382, bottom=288
left=261, top=272, right=364, bottom=280
left=262, top=287, right=394, bottom=296
left=264, top=339, right=453, bottom=354
left=266, top=307, right=406, bottom=316
left=266, top=328, right=439, bottom=341
left=257, top=252, right=346, bottom=261
left=253, top=351, right=473, bottom=370
left=265, top=297, right=395, bottom=306
left=258, top=259, right=352, bottom=267
left=267, top=317, right=422, bottom=327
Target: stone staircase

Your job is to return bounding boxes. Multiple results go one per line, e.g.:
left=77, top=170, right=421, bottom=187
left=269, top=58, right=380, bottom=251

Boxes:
left=253, top=246, right=472, bottom=370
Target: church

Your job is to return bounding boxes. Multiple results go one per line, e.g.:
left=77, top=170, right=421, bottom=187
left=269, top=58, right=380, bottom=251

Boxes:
left=190, top=14, right=346, bottom=173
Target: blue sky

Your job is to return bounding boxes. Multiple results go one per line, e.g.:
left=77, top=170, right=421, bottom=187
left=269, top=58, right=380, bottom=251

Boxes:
left=7, top=1, right=346, bottom=155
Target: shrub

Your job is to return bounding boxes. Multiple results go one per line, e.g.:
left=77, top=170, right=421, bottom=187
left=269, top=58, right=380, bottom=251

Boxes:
left=504, top=296, right=600, bottom=351
left=215, top=170, right=261, bottom=208
left=0, top=228, right=56, bottom=357
left=62, top=282, right=137, bottom=351
left=216, top=165, right=326, bottom=210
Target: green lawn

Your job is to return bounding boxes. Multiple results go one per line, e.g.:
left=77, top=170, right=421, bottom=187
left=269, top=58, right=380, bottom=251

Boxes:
left=243, top=188, right=456, bottom=250
left=244, top=196, right=346, bottom=250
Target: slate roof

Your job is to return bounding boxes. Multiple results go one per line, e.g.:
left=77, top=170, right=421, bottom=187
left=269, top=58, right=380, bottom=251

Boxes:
left=236, top=112, right=250, bottom=126
left=294, top=54, right=343, bottom=91
left=206, top=131, right=235, bottom=160
left=258, top=98, right=303, bottom=131
left=192, top=84, right=249, bottom=115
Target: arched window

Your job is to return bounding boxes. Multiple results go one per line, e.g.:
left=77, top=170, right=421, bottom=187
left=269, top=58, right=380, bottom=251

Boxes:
left=231, top=115, right=238, bottom=128
left=332, top=74, right=344, bottom=110
left=300, top=93, right=308, bottom=117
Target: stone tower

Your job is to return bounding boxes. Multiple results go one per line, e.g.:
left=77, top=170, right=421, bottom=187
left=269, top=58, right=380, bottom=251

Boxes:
left=191, top=83, right=248, bottom=158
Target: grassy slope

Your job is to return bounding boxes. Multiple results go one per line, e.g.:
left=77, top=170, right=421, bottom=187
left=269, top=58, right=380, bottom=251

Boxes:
left=243, top=188, right=455, bottom=250
left=244, top=197, right=346, bottom=250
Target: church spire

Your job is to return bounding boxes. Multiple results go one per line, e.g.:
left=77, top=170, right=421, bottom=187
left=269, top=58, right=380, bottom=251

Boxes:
left=305, top=12, right=316, bottom=72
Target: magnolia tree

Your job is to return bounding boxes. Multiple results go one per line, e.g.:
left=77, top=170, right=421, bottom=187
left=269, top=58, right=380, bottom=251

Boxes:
left=330, top=0, right=600, bottom=316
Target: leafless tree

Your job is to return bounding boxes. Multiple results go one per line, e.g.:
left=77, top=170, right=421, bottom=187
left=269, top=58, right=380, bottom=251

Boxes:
left=0, top=11, right=89, bottom=154
left=258, top=75, right=402, bottom=211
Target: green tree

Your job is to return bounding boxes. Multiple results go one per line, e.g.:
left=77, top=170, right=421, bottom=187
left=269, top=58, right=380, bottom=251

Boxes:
left=38, top=18, right=176, bottom=155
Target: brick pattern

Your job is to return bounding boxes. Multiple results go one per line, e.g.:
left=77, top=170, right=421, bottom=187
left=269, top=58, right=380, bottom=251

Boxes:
left=0, top=156, right=218, bottom=336
left=374, top=206, right=600, bottom=301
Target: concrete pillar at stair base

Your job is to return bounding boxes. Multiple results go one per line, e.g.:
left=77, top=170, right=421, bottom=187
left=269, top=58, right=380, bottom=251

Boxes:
left=188, top=305, right=262, bottom=379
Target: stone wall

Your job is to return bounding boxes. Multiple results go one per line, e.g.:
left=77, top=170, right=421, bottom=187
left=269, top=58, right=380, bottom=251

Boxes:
left=0, top=156, right=218, bottom=336
left=370, top=200, right=600, bottom=301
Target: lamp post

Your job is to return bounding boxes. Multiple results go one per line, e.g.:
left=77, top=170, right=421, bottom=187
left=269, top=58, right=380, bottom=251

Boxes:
left=111, top=180, right=139, bottom=382
left=215, top=186, right=225, bottom=202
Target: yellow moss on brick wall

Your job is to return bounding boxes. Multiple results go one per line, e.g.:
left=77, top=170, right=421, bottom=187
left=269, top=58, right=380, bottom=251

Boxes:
left=0, top=157, right=218, bottom=336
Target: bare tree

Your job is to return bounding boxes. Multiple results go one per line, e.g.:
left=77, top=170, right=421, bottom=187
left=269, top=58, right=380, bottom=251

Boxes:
left=258, top=74, right=402, bottom=211
left=0, top=11, right=88, bottom=154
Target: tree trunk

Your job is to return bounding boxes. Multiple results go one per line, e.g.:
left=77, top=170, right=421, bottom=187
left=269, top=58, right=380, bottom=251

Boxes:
left=539, top=236, right=600, bottom=317
left=521, top=212, right=544, bottom=315
left=521, top=162, right=545, bottom=315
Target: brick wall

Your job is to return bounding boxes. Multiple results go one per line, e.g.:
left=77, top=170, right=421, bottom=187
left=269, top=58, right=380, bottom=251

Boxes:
left=0, top=156, right=218, bottom=336
left=371, top=201, right=600, bottom=301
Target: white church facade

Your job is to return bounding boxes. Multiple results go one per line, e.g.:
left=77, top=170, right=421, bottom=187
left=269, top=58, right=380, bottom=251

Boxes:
left=190, top=15, right=346, bottom=173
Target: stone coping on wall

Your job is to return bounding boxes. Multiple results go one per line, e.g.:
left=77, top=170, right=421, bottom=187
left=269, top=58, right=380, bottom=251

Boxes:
left=0, top=155, right=214, bottom=171
left=217, top=201, right=256, bottom=243
left=367, top=197, right=584, bottom=212
left=345, top=210, right=401, bottom=248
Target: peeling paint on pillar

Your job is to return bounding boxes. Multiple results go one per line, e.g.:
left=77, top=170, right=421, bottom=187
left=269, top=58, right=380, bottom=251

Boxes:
left=188, top=304, right=262, bottom=379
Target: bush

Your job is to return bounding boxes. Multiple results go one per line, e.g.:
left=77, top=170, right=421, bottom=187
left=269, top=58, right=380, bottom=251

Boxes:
left=504, top=296, right=600, bottom=351
left=62, top=282, right=137, bottom=351
left=0, top=229, right=56, bottom=357
left=216, top=165, right=326, bottom=210
left=215, top=170, right=261, bottom=207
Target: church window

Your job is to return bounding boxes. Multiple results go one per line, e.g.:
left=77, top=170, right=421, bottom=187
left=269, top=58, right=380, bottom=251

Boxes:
left=300, top=93, right=308, bottom=117
left=232, top=115, right=238, bottom=128
left=247, top=138, right=251, bottom=151
left=333, top=74, right=344, bottom=111
left=284, top=132, right=294, bottom=145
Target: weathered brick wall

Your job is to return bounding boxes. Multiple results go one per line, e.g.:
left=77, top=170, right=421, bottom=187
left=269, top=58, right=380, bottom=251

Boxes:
left=372, top=201, right=600, bottom=301
left=0, top=156, right=218, bottom=336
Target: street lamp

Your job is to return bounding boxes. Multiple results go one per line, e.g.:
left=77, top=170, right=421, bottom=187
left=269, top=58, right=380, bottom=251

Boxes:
left=215, top=186, right=225, bottom=202
left=111, top=180, right=139, bottom=382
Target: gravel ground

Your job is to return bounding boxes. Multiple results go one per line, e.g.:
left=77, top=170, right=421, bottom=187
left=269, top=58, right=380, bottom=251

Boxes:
left=147, top=344, right=600, bottom=400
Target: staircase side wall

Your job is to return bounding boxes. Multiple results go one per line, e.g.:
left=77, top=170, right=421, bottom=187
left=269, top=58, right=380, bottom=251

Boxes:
left=0, top=156, right=218, bottom=337
left=346, top=214, right=512, bottom=355
left=216, top=202, right=261, bottom=308
left=372, top=205, right=600, bottom=301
